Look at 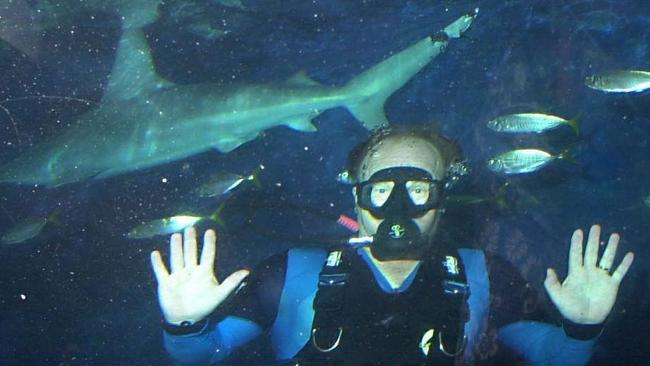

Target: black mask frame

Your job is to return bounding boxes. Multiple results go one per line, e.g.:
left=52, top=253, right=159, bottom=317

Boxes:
left=355, top=167, right=447, bottom=219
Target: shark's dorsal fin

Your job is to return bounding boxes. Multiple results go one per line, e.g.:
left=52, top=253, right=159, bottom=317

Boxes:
left=103, top=28, right=172, bottom=102
left=286, top=71, right=321, bottom=87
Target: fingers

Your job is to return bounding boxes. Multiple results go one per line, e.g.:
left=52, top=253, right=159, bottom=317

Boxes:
left=583, top=224, right=601, bottom=267
left=612, top=252, right=635, bottom=283
left=568, top=229, right=583, bottom=276
left=200, top=229, right=217, bottom=269
left=170, top=233, right=184, bottom=273
left=218, top=269, right=250, bottom=298
left=544, top=268, right=562, bottom=297
left=167, top=228, right=215, bottom=274
left=183, top=227, right=198, bottom=268
left=598, top=233, right=620, bottom=271
left=150, top=250, right=169, bottom=282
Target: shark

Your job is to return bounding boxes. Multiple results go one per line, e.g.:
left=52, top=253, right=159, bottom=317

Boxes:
left=0, top=5, right=477, bottom=187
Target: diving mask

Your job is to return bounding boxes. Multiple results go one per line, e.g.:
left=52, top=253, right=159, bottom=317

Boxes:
left=356, top=167, right=446, bottom=218
left=355, top=167, right=446, bottom=260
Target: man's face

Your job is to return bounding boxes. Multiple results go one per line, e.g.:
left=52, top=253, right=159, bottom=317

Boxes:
left=354, top=136, right=445, bottom=238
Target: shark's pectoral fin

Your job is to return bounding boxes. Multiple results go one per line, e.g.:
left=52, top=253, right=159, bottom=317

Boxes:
left=285, top=114, right=318, bottom=132
left=286, top=71, right=322, bottom=87
left=347, top=99, right=389, bottom=130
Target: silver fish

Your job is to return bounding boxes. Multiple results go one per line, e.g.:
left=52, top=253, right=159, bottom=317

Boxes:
left=127, top=215, right=204, bottom=239
left=585, top=70, right=650, bottom=93
left=487, top=113, right=580, bottom=135
left=194, top=170, right=258, bottom=198
left=487, top=149, right=572, bottom=175
left=1, top=216, right=48, bottom=245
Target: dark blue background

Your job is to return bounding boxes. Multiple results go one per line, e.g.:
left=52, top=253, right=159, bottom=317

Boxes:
left=0, top=0, right=649, bottom=364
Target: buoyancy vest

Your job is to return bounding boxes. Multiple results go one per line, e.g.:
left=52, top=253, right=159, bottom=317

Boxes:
left=290, top=247, right=470, bottom=366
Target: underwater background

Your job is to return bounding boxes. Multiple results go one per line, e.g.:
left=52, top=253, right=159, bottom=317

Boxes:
left=1, top=0, right=649, bottom=364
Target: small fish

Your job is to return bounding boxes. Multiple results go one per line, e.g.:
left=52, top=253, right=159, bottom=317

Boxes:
left=127, top=205, right=226, bottom=239
left=194, top=167, right=261, bottom=198
left=487, top=149, right=573, bottom=175
left=127, top=215, right=205, bottom=239
left=487, top=113, right=580, bottom=135
left=336, top=170, right=355, bottom=185
left=1, top=216, right=49, bottom=245
left=585, top=70, right=650, bottom=93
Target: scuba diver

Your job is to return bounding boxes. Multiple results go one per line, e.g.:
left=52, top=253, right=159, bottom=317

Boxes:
left=150, top=124, right=634, bottom=365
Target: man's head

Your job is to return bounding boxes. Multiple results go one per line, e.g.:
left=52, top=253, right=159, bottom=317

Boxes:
left=347, top=125, right=462, bottom=261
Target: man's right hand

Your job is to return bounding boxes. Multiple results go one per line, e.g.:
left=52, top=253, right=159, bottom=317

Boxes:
left=150, top=227, right=250, bottom=325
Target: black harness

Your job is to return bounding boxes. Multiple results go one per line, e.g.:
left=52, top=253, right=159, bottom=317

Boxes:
left=291, top=247, right=470, bottom=366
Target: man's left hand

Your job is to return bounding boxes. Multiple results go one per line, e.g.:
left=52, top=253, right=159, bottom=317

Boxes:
left=544, top=224, right=634, bottom=324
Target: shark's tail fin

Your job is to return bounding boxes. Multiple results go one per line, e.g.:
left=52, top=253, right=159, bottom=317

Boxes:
left=340, top=10, right=478, bottom=131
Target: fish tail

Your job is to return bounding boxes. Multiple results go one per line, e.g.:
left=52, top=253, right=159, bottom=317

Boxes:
left=566, top=113, right=581, bottom=135
left=210, top=202, right=226, bottom=228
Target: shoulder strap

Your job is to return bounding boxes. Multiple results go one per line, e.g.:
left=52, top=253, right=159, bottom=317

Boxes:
left=310, top=249, right=352, bottom=352
left=428, top=251, right=470, bottom=361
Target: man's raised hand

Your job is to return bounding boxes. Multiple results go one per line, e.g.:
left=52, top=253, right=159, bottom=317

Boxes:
left=151, top=227, right=249, bottom=325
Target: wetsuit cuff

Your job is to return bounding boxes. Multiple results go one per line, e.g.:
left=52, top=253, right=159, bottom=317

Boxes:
left=162, top=318, right=209, bottom=336
left=562, top=319, right=604, bottom=340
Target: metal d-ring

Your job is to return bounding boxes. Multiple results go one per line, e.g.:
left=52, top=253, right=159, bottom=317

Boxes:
left=311, top=327, right=343, bottom=352
left=438, top=330, right=467, bottom=357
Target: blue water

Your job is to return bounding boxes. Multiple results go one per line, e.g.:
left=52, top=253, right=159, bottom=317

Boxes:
left=0, top=0, right=649, bottom=364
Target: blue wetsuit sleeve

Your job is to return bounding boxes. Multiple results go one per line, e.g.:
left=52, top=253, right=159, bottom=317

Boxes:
left=498, top=321, right=596, bottom=366
left=163, top=316, right=263, bottom=365
left=162, top=252, right=288, bottom=365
